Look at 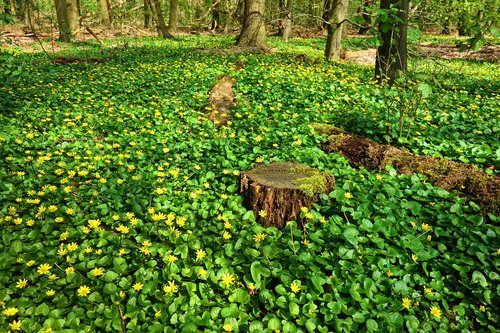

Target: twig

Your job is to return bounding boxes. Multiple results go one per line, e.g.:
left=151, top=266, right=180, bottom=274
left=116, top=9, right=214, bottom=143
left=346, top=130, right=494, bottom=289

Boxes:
left=85, top=26, right=103, bottom=45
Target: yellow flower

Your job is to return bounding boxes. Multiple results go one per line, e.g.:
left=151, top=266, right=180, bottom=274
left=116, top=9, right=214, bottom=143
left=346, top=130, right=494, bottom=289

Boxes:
left=65, top=267, right=75, bottom=275
left=300, top=207, right=309, bottom=213
left=223, top=323, right=233, bottom=332
left=258, top=210, right=267, bottom=217
left=430, top=305, right=441, bottom=318
left=421, top=223, right=432, bottom=232
left=497, top=248, right=500, bottom=255
left=155, top=310, right=162, bottom=318
left=424, top=287, right=435, bottom=296
left=479, top=305, right=486, bottom=312
left=67, top=242, right=78, bottom=251
left=402, top=297, right=411, bottom=309
left=119, top=291, right=126, bottom=298
left=253, top=232, right=266, bottom=242
left=37, top=263, right=52, bottom=275
left=92, top=267, right=104, bottom=277
left=163, top=281, right=178, bottom=294
left=132, top=283, right=143, bottom=292
left=376, top=174, right=383, bottom=180
left=198, top=268, right=208, bottom=277
left=16, top=279, right=28, bottom=288
left=46, top=289, right=56, bottom=296
left=3, top=307, right=19, bottom=316
left=167, top=255, right=178, bottom=263
left=344, top=192, right=353, bottom=199
left=290, top=282, right=301, bottom=293
left=221, top=273, right=235, bottom=286
left=247, top=283, right=256, bottom=291
left=10, top=320, right=22, bottom=331
left=26, top=260, right=35, bottom=267
left=196, top=249, right=206, bottom=260
left=386, top=270, right=394, bottom=277
left=427, top=235, right=432, bottom=241
left=77, top=285, right=91, bottom=297
left=411, top=254, right=418, bottom=263
left=223, top=231, right=231, bottom=240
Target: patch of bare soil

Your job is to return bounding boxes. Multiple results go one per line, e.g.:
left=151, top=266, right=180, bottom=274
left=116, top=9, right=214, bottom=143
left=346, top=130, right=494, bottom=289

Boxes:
left=52, top=57, right=107, bottom=64
left=206, top=75, right=235, bottom=127
left=417, top=42, right=500, bottom=62
left=198, top=46, right=279, bottom=55
left=313, top=124, right=500, bottom=217
left=341, top=48, right=376, bottom=66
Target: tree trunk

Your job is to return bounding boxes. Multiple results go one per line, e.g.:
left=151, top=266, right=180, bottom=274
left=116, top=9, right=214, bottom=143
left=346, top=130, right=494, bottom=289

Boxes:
left=65, top=0, right=79, bottom=36
left=358, top=0, right=371, bottom=34
left=240, top=162, right=335, bottom=229
left=321, top=0, right=331, bottom=30
left=278, top=0, right=292, bottom=41
left=236, top=0, right=267, bottom=47
left=144, top=0, right=150, bottom=27
left=98, top=0, right=111, bottom=27
left=324, top=0, right=349, bottom=61
left=149, top=0, right=173, bottom=38
left=54, top=0, right=71, bottom=41
left=211, top=0, right=220, bottom=30
left=167, top=0, right=178, bottom=35
left=374, top=0, right=409, bottom=85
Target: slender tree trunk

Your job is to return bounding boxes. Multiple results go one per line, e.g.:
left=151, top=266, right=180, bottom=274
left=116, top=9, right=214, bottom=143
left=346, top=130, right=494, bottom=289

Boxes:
left=374, top=0, right=409, bottom=85
left=324, top=0, right=349, bottom=61
left=149, top=0, right=173, bottom=38
left=144, top=0, right=150, bottom=27
left=321, top=0, right=331, bottom=30
left=65, top=0, right=79, bottom=35
left=98, top=0, right=111, bottom=27
left=358, top=0, right=371, bottom=34
left=167, top=0, right=178, bottom=34
left=211, top=0, right=220, bottom=30
left=55, top=0, right=71, bottom=41
left=236, top=0, right=267, bottom=47
left=278, top=0, right=292, bottom=41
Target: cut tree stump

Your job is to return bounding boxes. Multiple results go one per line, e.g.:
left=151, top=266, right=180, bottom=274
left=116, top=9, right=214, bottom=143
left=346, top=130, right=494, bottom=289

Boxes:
left=315, top=125, right=500, bottom=216
left=206, top=75, right=235, bottom=127
left=239, top=162, right=335, bottom=229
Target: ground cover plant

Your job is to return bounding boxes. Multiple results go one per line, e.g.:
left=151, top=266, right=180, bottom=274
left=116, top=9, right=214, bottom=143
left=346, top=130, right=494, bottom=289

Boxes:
left=0, top=35, right=499, bottom=332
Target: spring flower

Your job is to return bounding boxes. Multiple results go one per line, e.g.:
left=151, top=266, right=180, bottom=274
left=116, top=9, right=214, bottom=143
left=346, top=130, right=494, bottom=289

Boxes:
left=258, top=210, right=267, bottom=217
left=424, top=287, right=435, bottom=296
left=290, top=282, right=301, bottom=293
left=77, top=285, right=91, bottom=297
left=92, top=267, right=104, bottom=276
left=3, top=307, right=19, bottom=316
left=10, top=320, right=22, bottom=331
left=430, top=306, right=441, bottom=318
left=221, top=273, right=235, bottom=286
left=163, top=281, right=178, bottom=294
left=412, top=254, right=418, bottom=263
left=65, top=267, right=75, bottom=275
left=421, top=223, right=432, bottom=232
left=196, top=249, right=206, bottom=260
left=167, top=255, right=178, bottom=263
left=37, top=263, right=52, bottom=275
left=344, top=192, right=353, bottom=199
left=402, top=297, right=411, bottom=309
left=46, top=289, right=56, bottom=296
left=223, top=323, right=233, bottom=332
left=198, top=268, right=207, bottom=277
left=223, top=231, right=231, bottom=240
left=132, top=283, right=143, bottom=292
left=16, top=279, right=28, bottom=288
left=155, top=310, right=162, bottom=318
left=253, top=233, right=266, bottom=242
left=67, top=242, right=78, bottom=251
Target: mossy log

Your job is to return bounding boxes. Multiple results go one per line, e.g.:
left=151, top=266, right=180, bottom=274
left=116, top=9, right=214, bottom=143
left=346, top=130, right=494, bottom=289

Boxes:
left=324, top=133, right=500, bottom=216
left=239, top=162, right=335, bottom=229
left=206, top=75, right=235, bottom=127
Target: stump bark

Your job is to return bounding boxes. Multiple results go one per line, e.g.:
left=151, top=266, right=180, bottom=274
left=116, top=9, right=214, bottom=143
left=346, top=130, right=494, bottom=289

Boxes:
left=239, top=162, right=335, bottom=229
left=318, top=127, right=500, bottom=216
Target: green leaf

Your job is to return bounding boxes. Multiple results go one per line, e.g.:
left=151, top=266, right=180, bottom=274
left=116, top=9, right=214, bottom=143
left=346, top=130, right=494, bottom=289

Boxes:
left=103, top=283, right=118, bottom=295
left=268, top=318, right=281, bottom=330
left=289, top=302, right=299, bottom=317
left=113, top=257, right=127, bottom=274
left=366, top=319, right=378, bottom=332
left=229, top=288, right=250, bottom=304
left=250, top=261, right=262, bottom=283
left=343, top=227, right=359, bottom=246
left=472, top=271, right=488, bottom=288
left=104, top=270, right=119, bottom=282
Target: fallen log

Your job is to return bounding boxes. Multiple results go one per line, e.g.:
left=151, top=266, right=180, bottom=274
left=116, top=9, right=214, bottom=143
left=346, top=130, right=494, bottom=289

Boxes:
left=206, top=75, right=235, bottom=127
left=239, top=162, right=335, bottom=229
left=318, top=126, right=499, bottom=216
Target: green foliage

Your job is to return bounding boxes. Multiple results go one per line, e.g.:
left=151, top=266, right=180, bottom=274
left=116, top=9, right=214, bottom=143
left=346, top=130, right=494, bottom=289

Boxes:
left=0, top=35, right=498, bottom=332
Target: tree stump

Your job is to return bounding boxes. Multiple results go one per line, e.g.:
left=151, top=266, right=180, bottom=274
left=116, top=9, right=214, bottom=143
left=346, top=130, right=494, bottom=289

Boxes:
left=239, top=162, right=335, bottom=229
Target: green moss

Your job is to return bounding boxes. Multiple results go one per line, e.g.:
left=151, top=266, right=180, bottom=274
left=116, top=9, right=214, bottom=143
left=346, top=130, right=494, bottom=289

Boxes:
left=310, top=123, right=345, bottom=136
left=292, top=171, right=332, bottom=197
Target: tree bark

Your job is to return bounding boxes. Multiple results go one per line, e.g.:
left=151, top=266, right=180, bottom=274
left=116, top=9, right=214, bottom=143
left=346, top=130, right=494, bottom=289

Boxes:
left=211, top=0, right=220, bottom=30
left=240, top=162, right=335, bottom=229
left=374, top=0, right=409, bottom=85
left=236, top=0, right=267, bottom=48
left=144, top=0, right=150, bottom=27
left=278, top=0, right=292, bottom=41
left=324, top=0, right=349, bottom=61
left=98, top=0, right=111, bottom=27
left=167, top=0, right=178, bottom=35
left=149, top=0, right=173, bottom=38
left=54, top=0, right=71, bottom=41
left=65, top=0, right=79, bottom=36
left=358, top=0, right=371, bottom=34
